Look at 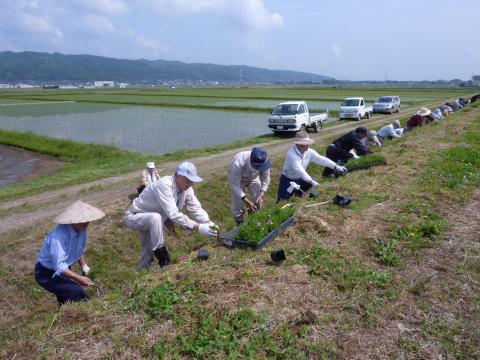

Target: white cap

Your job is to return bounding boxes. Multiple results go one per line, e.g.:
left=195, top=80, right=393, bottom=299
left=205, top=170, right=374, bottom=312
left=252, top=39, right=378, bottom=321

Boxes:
left=176, top=162, right=202, bottom=182
left=146, top=162, right=155, bottom=169
left=54, top=200, right=105, bottom=224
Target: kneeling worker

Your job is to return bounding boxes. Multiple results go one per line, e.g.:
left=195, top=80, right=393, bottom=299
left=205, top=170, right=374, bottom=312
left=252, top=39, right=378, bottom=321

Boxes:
left=34, top=200, right=105, bottom=306
left=322, top=126, right=368, bottom=177
left=228, top=147, right=271, bottom=224
left=124, top=162, right=218, bottom=271
left=278, top=131, right=347, bottom=201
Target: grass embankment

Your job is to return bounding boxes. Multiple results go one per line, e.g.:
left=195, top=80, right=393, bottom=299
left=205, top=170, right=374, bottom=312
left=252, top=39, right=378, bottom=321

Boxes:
left=1, top=103, right=480, bottom=358
left=0, top=129, right=283, bottom=201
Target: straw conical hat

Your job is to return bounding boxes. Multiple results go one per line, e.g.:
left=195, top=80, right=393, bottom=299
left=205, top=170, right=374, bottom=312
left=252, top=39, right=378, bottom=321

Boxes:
left=416, top=107, right=431, bottom=116
left=54, top=200, right=105, bottom=224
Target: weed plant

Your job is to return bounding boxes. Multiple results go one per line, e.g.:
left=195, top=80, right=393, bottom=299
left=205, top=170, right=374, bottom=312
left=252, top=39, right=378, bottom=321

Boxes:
left=235, top=206, right=294, bottom=243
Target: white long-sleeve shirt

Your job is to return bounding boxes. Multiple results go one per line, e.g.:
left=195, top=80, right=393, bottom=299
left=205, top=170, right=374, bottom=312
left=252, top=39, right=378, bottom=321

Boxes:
left=228, top=150, right=270, bottom=199
left=281, top=145, right=336, bottom=183
left=378, top=124, right=401, bottom=139
left=131, top=174, right=209, bottom=229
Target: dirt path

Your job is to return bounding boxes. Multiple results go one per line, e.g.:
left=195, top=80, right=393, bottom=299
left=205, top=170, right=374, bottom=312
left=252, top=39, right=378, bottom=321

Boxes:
left=0, top=100, right=451, bottom=235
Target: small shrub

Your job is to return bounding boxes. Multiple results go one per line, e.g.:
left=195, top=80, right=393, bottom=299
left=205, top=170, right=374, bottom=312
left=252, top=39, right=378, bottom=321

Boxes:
left=373, top=238, right=401, bottom=266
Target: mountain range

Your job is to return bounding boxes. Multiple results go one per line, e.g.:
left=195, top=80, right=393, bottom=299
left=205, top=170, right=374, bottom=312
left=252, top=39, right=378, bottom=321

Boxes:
left=0, top=51, right=330, bottom=84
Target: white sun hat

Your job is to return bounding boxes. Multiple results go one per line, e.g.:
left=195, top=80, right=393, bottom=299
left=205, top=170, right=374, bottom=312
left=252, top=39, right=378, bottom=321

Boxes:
left=416, top=108, right=432, bottom=116
left=54, top=200, right=105, bottom=224
left=146, top=162, right=155, bottom=169
left=293, top=131, right=314, bottom=145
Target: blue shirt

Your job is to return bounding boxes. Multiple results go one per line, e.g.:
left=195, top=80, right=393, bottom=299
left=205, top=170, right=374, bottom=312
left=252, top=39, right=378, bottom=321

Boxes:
left=37, top=224, right=87, bottom=277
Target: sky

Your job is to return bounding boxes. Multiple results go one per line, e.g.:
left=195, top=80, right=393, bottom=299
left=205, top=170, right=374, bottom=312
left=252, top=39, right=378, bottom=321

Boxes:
left=0, top=0, right=479, bottom=81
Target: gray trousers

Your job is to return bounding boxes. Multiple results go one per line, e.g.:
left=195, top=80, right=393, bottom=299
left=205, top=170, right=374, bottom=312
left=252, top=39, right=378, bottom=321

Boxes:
left=231, top=178, right=262, bottom=223
left=124, top=210, right=165, bottom=271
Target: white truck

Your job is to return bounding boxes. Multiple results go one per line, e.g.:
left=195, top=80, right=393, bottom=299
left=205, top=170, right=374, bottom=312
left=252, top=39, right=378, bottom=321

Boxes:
left=268, top=101, right=328, bottom=134
left=339, top=97, right=373, bottom=121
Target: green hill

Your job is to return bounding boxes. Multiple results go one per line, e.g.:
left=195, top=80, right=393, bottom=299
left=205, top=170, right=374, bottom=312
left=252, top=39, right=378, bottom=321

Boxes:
left=0, top=51, right=330, bottom=84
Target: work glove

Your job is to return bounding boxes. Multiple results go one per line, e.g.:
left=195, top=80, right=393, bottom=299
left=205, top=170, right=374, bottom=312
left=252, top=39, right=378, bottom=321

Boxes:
left=352, top=153, right=360, bottom=159
left=334, top=165, right=348, bottom=174
left=81, top=264, right=91, bottom=276
left=198, top=223, right=218, bottom=237
left=310, top=179, right=320, bottom=187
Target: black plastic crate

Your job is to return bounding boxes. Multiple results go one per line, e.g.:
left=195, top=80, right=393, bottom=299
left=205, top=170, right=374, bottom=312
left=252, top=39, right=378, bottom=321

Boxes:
left=220, top=216, right=294, bottom=249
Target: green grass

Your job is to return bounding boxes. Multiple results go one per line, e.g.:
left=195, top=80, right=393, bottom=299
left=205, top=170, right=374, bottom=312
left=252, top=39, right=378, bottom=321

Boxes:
left=0, top=129, right=279, bottom=201
left=345, top=153, right=387, bottom=170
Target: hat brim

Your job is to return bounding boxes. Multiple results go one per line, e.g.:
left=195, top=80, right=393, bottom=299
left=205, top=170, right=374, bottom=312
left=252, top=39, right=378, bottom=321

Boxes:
left=252, top=159, right=272, bottom=172
left=184, top=174, right=203, bottom=183
left=293, top=139, right=314, bottom=145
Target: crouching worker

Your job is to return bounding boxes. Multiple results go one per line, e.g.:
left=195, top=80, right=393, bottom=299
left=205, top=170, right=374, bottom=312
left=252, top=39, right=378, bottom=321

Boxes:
left=228, top=147, right=271, bottom=225
left=124, top=162, right=218, bottom=271
left=34, top=201, right=105, bottom=306
left=322, top=126, right=368, bottom=178
left=277, top=131, right=347, bottom=202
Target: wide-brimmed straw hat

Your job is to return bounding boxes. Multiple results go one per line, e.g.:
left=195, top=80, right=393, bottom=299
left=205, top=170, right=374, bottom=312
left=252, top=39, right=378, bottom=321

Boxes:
left=54, top=200, right=105, bottom=224
left=293, top=131, right=314, bottom=145
left=416, top=108, right=432, bottom=116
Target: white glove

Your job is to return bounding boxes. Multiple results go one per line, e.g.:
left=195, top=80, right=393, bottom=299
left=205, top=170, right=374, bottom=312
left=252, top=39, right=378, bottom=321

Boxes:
left=310, top=180, right=319, bottom=187
left=198, top=223, right=218, bottom=237
left=352, top=153, right=360, bottom=159
left=334, top=165, right=348, bottom=174
left=81, top=264, right=91, bottom=275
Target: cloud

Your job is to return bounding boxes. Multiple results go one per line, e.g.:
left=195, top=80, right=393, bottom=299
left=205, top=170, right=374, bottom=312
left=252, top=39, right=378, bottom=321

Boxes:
left=331, top=43, right=341, bottom=57
left=145, top=0, right=283, bottom=31
left=72, top=0, right=129, bottom=15
left=83, top=14, right=116, bottom=34
left=467, top=46, right=480, bottom=57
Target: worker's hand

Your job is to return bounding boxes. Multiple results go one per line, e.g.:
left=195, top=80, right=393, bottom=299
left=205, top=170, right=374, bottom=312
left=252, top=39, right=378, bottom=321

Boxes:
left=310, top=179, right=320, bottom=187
left=255, top=192, right=265, bottom=209
left=351, top=153, right=360, bottom=159
left=198, top=223, right=218, bottom=237
left=81, top=264, right=91, bottom=276
left=334, top=165, right=348, bottom=174
left=244, top=197, right=258, bottom=212
left=78, top=275, right=94, bottom=287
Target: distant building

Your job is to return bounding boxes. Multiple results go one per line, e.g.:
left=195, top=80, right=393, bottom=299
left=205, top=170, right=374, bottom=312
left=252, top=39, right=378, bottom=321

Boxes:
left=117, top=82, right=129, bottom=88
left=94, top=81, right=115, bottom=88
left=472, top=75, right=480, bottom=87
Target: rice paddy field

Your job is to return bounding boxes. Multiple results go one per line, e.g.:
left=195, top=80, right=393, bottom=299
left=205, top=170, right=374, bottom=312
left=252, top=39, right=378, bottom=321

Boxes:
left=1, top=86, right=480, bottom=359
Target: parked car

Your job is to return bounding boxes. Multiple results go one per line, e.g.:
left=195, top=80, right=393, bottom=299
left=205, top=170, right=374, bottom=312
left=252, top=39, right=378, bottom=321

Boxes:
left=339, top=97, right=372, bottom=121
left=268, top=101, right=328, bottom=134
left=372, top=96, right=401, bottom=114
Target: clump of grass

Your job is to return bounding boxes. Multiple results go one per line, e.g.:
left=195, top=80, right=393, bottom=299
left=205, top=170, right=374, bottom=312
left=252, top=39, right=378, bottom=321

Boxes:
left=345, top=153, right=386, bottom=170
left=373, top=238, right=401, bottom=266
left=235, top=206, right=294, bottom=243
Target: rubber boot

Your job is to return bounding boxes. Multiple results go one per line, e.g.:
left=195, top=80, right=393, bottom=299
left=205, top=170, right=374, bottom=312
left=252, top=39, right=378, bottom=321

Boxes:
left=153, top=246, right=171, bottom=267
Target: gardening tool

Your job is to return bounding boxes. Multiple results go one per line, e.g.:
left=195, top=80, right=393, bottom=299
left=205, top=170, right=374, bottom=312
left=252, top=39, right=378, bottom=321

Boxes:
left=303, top=194, right=353, bottom=209
left=271, top=249, right=286, bottom=263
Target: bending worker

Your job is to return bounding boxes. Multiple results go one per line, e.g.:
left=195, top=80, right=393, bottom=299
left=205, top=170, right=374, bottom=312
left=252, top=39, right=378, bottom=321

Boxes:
left=322, top=126, right=368, bottom=178
left=278, top=131, right=347, bottom=201
left=228, top=147, right=271, bottom=225
left=124, top=162, right=218, bottom=271
left=377, top=120, right=403, bottom=142
left=34, top=200, right=105, bottom=306
left=138, top=161, right=160, bottom=194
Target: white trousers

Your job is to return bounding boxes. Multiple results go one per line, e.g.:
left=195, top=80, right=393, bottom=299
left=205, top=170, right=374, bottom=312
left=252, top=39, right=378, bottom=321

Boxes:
left=124, top=210, right=165, bottom=271
left=231, top=177, right=262, bottom=223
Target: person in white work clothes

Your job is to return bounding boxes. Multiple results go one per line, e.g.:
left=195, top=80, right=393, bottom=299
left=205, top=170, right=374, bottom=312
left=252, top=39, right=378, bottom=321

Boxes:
left=138, top=161, right=160, bottom=194
left=124, top=162, right=218, bottom=271
left=277, top=131, right=347, bottom=201
left=228, top=147, right=271, bottom=225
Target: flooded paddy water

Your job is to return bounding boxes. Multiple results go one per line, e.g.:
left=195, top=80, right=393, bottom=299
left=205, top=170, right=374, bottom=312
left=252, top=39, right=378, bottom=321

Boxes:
left=0, top=102, right=271, bottom=154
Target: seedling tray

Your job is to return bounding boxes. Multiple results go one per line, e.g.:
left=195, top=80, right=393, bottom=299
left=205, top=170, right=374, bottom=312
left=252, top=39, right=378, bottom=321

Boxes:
left=220, top=216, right=294, bottom=250
left=348, top=161, right=386, bottom=172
